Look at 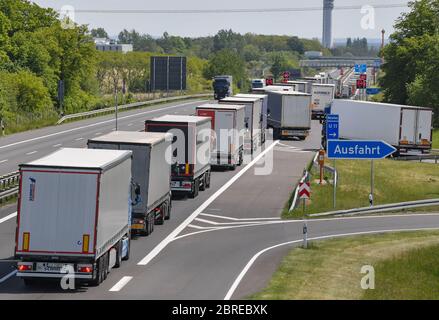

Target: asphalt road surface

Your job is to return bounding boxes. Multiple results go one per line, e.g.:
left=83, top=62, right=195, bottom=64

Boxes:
left=1, top=101, right=438, bottom=300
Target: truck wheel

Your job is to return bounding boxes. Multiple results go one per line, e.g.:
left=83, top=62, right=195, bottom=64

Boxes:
left=103, top=252, right=109, bottom=280
left=165, top=199, right=171, bottom=220
left=199, top=174, right=206, bottom=191
left=206, top=171, right=211, bottom=189
left=114, top=241, right=122, bottom=268
left=122, top=236, right=130, bottom=261
left=155, top=205, right=165, bottom=225
left=189, top=179, right=199, bottom=198
left=90, top=257, right=103, bottom=286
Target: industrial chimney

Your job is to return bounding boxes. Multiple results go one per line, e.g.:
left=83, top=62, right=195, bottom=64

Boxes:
left=322, top=0, right=334, bottom=48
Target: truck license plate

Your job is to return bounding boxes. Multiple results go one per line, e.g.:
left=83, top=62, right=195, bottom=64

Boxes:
left=171, top=181, right=180, bottom=188
left=36, top=262, right=71, bottom=273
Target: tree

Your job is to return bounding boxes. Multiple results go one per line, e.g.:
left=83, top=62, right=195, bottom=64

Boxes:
left=213, top=29, right=244, bottom=52
left=90, top=27, right=108, bottom=38
left=203, top=49, right=247, bottom=89
left=287, top=36, right=305, bottom=54
left=381, top=0, right=439, bottom=125
left=270, top=53, right=286, bottom=81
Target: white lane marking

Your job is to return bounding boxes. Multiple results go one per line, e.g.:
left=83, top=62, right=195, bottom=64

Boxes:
left=137, top=140, right=280, bottom=266
left=0, top=212, right=17, bottom=225
left=75, top=137, right=84, bottom=141
left=173, top=221, right=285, bottom=241
left=0, top=101, right=201, bottom=151
left=109, top=276, right=133, bottom=292
left=188, top=224, right=220, bottom=230
left=224, top=226, right=439, bottom=300
left=0, top=159, right=8, bottom=164
left=195, top=217, right=272, bottom=226
left=127, top=123, right=133, bottom=127
left=95, top=132, right=103, bottom=135
left=277, top=143, right=300, bottom=149
left=0, top=270, right=17, bottom=284
left=52, top=144, right=62, bottom=148
left=25, top=151, right=37, bottom=155
left=200, top=213, right=281, bottom=221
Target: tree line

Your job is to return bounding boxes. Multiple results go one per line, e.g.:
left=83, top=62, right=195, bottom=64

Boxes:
left=381, top=0, right=439, bottom=126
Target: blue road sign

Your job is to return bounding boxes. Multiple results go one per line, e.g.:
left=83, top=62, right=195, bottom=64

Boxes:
left=354, top=64, right=367, bottom=73
left=327, top=140, right=397, bottom=160
left=366, top=87, right=381, bottom=95
left=326, top=114, right=339, bottom=140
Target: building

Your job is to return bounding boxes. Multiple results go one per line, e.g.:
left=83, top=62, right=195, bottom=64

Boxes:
left=94, top=38, right=133, bottom=53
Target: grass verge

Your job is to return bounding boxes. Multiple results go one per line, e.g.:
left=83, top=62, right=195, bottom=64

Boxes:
left=284, top=158, right=439, bottom=219
left=248, top=231, right=439, bottom=300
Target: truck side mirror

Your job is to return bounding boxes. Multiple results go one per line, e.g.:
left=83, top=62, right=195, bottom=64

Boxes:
left=267, top=109, right=271, bottom=117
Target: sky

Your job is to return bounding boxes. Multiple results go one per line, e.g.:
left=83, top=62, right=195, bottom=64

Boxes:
left=30, top=0, right=411, bottom=40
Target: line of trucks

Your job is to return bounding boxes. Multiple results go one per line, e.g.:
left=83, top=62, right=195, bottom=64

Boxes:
left=13, top=73, right=434, bottom=287
left=13, top=90, right=293, bottom=286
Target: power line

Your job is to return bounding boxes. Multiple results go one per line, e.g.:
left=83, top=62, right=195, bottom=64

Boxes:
left=71, top=4, right=408, bottom=14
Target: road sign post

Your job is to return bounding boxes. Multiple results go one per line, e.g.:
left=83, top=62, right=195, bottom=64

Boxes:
left=327, top=140, right=396, bottom=207
left=326, top=114, right=339, bottom=207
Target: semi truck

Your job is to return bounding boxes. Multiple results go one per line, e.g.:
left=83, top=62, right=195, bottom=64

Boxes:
left=267, top=91, right=312, bottom=140
left=213, top=75, right=233, bottom=100
left=145, top=115, right=211, bottom=198
left=329, top=100, right=433, bottom=154
left=235, top=93, right=268, bottom=143
left=88, top=131, right=172, bottom=236
left=251, top=79, right=265, bottom=89
left=196, top=104, right=246, bottom=170
left=219, top=96, right=263, bottom=154
left=15, top=148, right=132, bottom=286
left=311, top=83, right=336, bottom=120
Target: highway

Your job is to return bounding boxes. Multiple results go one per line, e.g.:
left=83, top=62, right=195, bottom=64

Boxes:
left=0, top=100, right=438, bottom=300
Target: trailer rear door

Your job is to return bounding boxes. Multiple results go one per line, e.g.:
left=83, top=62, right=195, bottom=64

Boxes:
left=416, top=110, right=433, bottom=145
left=216, top=111, right=235, bottom=154
left=17, top=170, right=98, bottom=255
left=400, top=109, right=417, bottom=144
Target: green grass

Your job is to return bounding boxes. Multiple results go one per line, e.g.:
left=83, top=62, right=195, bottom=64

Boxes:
left=248, top=231, right=439, bottom=300
left=433, top=129, right=439, bottom=149
left=284, top=159, right=439, bottom=218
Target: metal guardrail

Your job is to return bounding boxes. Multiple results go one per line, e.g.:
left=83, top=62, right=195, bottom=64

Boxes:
left=57, top=93, right=212, bottom=124
left=289, top=153, right=338, bottom=212
left=394, top=154, right=439, bottom=163
left=0, top=171, right=20, bottom=203
left=309, top=198, right=439, bottom=218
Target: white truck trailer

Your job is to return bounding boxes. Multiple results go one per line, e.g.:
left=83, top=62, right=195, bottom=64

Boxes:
left=88, top=131, right=172, bottom=236
left=15, top=148, right=132, bottom=286
left=235, top=93, right=268, bottom=143
left=330, top=100, right=433, bottom=154
left=196, top=104, right=246, bottom=169
left=219, top=96, right=263, bottom=155
left=286, top=81, right=309, bottom=93
left=312, top=83, right=336, bottom=120
left=145, top=115, right=211, bottom=198
left=252, top=85, right=294, bottom=94
left=267, top=91, right=312, bottom=140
